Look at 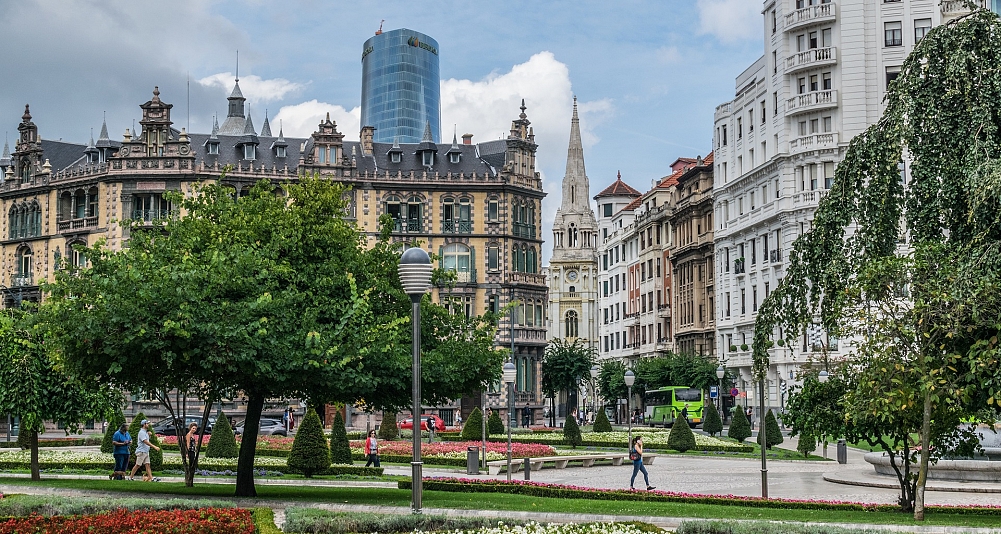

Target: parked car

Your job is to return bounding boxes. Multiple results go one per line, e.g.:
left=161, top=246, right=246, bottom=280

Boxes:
left=398, top=415, right=446, bottom=431
left=234, top=418, right=287, bottom=436
left=152, top=416, right=215, bottom=437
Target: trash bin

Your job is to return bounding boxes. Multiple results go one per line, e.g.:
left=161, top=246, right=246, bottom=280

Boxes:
left=466, top=447, right=480, bottom=475
left=837, top=439, right=847, bottom=464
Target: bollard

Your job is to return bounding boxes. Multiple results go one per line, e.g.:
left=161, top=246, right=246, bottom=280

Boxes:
left=837, top=439, right=847, bottom=464
left=467, top=446, right=480, bottom=475
left=524, top=457, right=531, bottom=480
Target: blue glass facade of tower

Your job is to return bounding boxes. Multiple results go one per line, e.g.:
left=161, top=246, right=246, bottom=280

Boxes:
left=361, top=28, right=441, bottom=144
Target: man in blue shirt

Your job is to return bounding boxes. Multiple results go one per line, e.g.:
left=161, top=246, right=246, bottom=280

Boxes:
left=110, top=423, right=131, bottom=480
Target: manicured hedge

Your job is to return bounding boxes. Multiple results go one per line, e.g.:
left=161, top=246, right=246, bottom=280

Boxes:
left=0, top=438, right=100, bottom=448
left=0, top=457, right=382, bottom=477
left=438, top=434, right=753, bottom=453
left=399, top=478, right=1001, bottom=515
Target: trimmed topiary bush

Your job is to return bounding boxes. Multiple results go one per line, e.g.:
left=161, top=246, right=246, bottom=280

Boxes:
left=702, top=402, right=723, bottom=437
left=127, top=412, right=163, bottom=471
left=487, top=410, right=504, bottom=436
left=16, top=427, right=31, bottom=450
left=797, top=429, right=817, bottom=458
left=460, top=407, right=484, bottom=441
left=667, top=417, right=697, bottom=452
left=728, top=406, right=751, bottom=443
left=329, top=410, right=352, bottom=465
left=205, top=412, right=238, bottom=458
left=757, top=410, right=784, bottom=450
left=378, top=411, right=399, bottom=441
left=287, top=408, right=330, bottom=477
left=101, top=409, right=126, bottom=454
left=592, top=409, right=613, bottom=433
left=562, top=414, right=582, bottom=448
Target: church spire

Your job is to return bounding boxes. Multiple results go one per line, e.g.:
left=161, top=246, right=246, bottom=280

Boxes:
left=561, top=96, right=590, bottom=211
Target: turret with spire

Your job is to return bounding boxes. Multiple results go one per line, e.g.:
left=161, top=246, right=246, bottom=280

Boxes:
left=219, top=59, right=248, bottom=136
left=551, top=96, right=598, bottom=259
left=260, top=110, right=273, bottom=137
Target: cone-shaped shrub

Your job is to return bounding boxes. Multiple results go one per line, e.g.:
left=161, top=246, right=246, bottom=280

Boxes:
left=562, top=414, right=582, bottom=448
left=128, top=412, right=163, bottom=471
left=101, top=409, right=125, bottom=453
left=798, top=429, right=817, bottom=457
left=460, top=407, right=484, bottom=440
left=702, top=402, right=723, bottom=437
left=148, top=430, right=163, bottom=471
left=329, top=410, right=352, bottom=465
left=16, top=427, right=31, bottom=450
left=728, top=406, right=751, bottom=443
left=287, top=408, right=330, bottom=477
left=487, top=410, right=504, bottom=435
left=592, top=409, right=613, bottom=433
left=205, top=412, right=238, bottom=458
left=757, top=409, right=784, bottom=449
left=378, top=411, right=399, bottom=440
left=667, top=417, right=697, bottom=452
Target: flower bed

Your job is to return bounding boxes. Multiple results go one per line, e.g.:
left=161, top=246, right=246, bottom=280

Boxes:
left=0, top=507, right=254, bottom=533
left=0, top=437, right=101, bottom=448
left=402, top=478, right=1001, bottom=515
left=442, top=431, right=751, bottom=452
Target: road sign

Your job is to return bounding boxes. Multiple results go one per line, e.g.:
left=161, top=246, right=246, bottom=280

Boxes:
left=709, top=386, right=718, bottom=398
left=730, top=388, right=739, bottom=397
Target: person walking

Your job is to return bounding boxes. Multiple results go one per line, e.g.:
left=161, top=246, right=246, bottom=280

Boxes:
left=128, top=420, right=161, bottom=482
left=282, top=409, right=290, bottom=433
left=183, top=423, right=199, bottom=466
left=629, top=436, right=655, bottom=491
left=681, top=404, right=690, bottom=425
left=364, top=430, right=380, bottom=467
left=110, top=423, right=131, bottom=480
left=427, top=416, right=436, bottom=444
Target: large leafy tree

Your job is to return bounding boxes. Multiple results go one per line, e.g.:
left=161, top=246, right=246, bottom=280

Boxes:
left=0, top=310, right=120, bottom=480
left=44, top=177, right=502, bottom=497
left=752, top=10, right=1001, bottom=517
left=542, top=339, right=596, bottom=421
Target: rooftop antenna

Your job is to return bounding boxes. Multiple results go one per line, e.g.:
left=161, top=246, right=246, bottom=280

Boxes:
left=186, top=72, right=190, bottom=132
left=236, top=50, right=240, bottom=83
left=376, top=19, right=384, bottom=35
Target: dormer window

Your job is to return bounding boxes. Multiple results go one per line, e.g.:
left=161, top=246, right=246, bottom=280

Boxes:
left=422, top=151, right=434, bottom=166
left=276, top=146, right=286, bottom=158
left=449, top=152, right=461, bottom=164
left=207, top=142, right=219, bottom=155
left=244, top=144, right=256, bottom=160
left=391, top=152, right=401, bottom=164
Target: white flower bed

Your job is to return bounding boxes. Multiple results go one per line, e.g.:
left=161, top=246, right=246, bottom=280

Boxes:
left=441, top=522, right=647, bottom=534
left=0, top=450, right=286, bottom=468
left=510, top=431, right=741, bottom=450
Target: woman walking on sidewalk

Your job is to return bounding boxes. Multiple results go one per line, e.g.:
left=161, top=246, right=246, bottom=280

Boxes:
left=629, top=436, right=655, bottom=491
left=364, top=430, right=380, bottom=467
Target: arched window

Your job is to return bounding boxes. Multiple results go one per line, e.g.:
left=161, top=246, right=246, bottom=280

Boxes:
left=385, top=195, right=423, bottom=233
left=517, top=245, right=526, bottom=273
left=569, top=223, right=579, bottom=247
left=565, top=310, right=579, bottom=339
left=527, top=247, right=537, bottom=274
left=442, top=196, right=471, bottom=233
left=29, top=202, right=41, bottom=236
left=442, top=243, right=472, bottom=282
left=87, top=187, right=99, bottom=217
left=74, top=190, right=87, bottom=219
left=8, top=206, right=16, bottom=239
left=15, top=246, right=32, bottom=285
left=68, top=240, right=87, bottom=269
left=59, top=192, right=73, bottom=221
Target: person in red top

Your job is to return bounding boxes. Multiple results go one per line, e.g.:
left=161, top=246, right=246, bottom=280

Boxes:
left=364, top=430, right=380, bottom=467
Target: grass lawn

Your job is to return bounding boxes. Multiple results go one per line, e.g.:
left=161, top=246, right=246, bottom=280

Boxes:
left=0, top=476, right=996, bottom=528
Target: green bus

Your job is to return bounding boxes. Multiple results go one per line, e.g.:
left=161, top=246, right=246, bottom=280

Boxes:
left=644, top=386, right=704, bottom=428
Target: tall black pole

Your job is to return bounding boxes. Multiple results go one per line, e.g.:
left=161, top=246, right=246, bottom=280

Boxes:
left=411, top=295, right=423, bottom=513
left=758, top=378, right=768, bottom=499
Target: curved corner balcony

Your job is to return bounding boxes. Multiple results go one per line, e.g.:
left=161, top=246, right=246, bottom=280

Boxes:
left=785, top=1, right=837, bottom=33
left=715, top=101, right=733, bottom=122
left=789, top=132, right=840, bottom=153
left=786, top=47, right=837, bottom=75
left=786, top=90, right=838, bottom=116
left=942, top=0, right=985, bottom=18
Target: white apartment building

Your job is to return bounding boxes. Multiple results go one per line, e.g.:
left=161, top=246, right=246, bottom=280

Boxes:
left=594, top=175, right=642, bottom=366
left=712, top=0, right=989, bottom=410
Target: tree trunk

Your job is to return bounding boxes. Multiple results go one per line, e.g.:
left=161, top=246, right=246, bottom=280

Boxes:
left=235, top=393, right=264, bottom=497
left=184, top=401, right=215, bottom=488
left=29, top=430, right=39, bottom=481
left=913, top=389, right=932, bottom=520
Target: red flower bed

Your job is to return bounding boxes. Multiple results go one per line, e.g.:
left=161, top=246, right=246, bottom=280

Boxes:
left=0, top=508, right=254, bottom=534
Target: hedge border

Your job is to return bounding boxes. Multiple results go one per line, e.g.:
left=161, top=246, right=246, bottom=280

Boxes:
left=438, top=435, right=752, bottom=453
left=399, top=478, right=1001, bottom=516
left=0, top=459, right=382, bottom=477
left=0, top=438, right=101, bottom=448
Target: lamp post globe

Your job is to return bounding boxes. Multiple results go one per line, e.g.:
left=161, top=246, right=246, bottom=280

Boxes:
left=398, top=247, right=432, bottom=514
left=624, top=370, right=635, bottom=451
left=716, top=365, right=725, bottom=379
left=590, top=365, right=600, bottom=423
left=818, top=370, right=829, bottom=383
left=716, top=364, right=726, bottom=414
left=503, top=361, right=517, bottom=481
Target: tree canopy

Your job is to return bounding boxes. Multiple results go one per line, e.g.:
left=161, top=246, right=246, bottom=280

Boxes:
left=542, top=338, right=596, bottom=418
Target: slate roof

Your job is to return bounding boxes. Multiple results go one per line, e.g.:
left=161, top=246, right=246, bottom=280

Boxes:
left=359, top=140, right=496, bottom=176
left=40, top=140, right=89, bottom=172
left=187, top=133, right=307, bottom=170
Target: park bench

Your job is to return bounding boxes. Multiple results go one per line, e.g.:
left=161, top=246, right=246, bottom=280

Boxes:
left=486, top=453, right=657, bottom=475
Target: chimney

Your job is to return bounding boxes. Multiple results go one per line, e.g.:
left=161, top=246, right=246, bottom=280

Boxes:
left=360, top=126, right=375, bottom=156
left=461, top=133, right=473, bottom=145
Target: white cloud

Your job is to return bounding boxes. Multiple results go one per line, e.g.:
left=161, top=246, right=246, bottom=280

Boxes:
left=273, top=100, right=360, bottom=140
left=696, top=0, right=762, bottom=44
left=655, top=46, right=683, bottom=65
left=198, top=72, right=304, bottom=103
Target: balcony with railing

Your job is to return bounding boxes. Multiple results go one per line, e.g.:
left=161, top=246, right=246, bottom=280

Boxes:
left=11, top=275, right=33, bottom=287
left=391, top=218, right=424, bottom=234
left=786, top=90, right=838, bottom=116
left=441, top=220, right=472, bottom=234
left=942, top=0, right=985, bottom=18
left=793, top=189, right=830, bottom=207
left=657, top=303, right=671, bottom=317
left=786, top=47, right=837, bottom=74
left=444, top=269, right=477, bottom=284
left=132, top=209, right=172, bottom=224
left=57, top=216, right=99, bottom=232
left=789, top=132, right=839, bottom=153
left=512, top=222, right=536, bottom=239
left=505, top=272, right=547, bottom=286
left=785, top=1, right=836, bottom=33
left=769, top=249, right=783, bottom=264
left=734, top=258, right=746, bottom=274
left=515, top=391, right=538, bottom=404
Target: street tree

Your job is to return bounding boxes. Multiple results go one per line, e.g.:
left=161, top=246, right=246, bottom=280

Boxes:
left=542, top=339, right=596, bottom=422
left=784, top=370, right=849, bottom=459
left=0, top=310, right=120, bottom=481
left=752, top=10, right=1001, bottom=517
left=597, top=359, right=627, bottom=424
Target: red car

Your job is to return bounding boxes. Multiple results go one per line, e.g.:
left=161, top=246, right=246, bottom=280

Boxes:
left=398, top=415, right=446, bottom=431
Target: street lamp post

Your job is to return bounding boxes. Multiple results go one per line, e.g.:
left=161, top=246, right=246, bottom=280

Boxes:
left=503, top=361, right=517, bottom=482
left=398, top=248, right=433, bottom=515
left=590, top=365, right=599, bottom=425
left=716, top=364, right=726, bottom=420
left=624, top=370, right=635, bottom=450
left=819, top=370, right=829, bottom=459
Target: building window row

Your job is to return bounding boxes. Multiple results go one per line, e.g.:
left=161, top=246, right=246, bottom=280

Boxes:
left=9, top=201, right=42, bottom=239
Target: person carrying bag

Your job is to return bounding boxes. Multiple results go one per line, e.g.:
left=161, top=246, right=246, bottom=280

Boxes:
left=364, top=430, right=380, bottom=467
left=629, top=436, right=655, bottom=491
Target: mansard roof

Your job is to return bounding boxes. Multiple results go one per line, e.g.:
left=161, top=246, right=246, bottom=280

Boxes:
left=188, top=132, right=305, bottom=169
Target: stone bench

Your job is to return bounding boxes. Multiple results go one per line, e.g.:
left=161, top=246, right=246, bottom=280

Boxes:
left=487, top=453, right=656, bottom=475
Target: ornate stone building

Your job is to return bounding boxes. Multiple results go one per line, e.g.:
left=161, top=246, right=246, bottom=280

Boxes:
left=0, top=81, right=548, bottom=427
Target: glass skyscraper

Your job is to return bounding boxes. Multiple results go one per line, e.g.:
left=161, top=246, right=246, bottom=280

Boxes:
left=361, top=28, right=441, bottom=144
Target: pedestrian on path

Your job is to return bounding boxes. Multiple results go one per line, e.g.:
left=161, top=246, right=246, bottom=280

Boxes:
left=128, top=420, right=161, bottom=482
left=110, top=423, right=131, bottom=480
left=184, top=423, right=199, bottom=466
left=364, top=430, right=380, bottom=467
left=427, top=416, right=436, bottom=443
left=629, top=436, right=655, bottom=491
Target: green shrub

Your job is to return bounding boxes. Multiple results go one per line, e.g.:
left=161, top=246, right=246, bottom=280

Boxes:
left=283, top=508, right=523, bottom=534
left=101, top=409, right=125, bottom=454
left=16, top=428, right=31, bottom=450
left=702, top=402, right=723, bottom=437
left=728, top=407, right=751, bottom=443
left=329, top=411, right=352, bottom=465
left=593, top=409, right=613, bottom=433
left=487, top=410, right=504, bottom=435
left=377, top=411, right=399, bottom=441
left=252, top=507, right=282, bottom=534
left=740, top=344, right=749, bottom=351
left=287, top=408, right=330, bottom=477
left=148, top=430, right=163, bottom=471
left=797, top=429, right=817, bottom=458
left=667, top=417, right=696, bottom=452
left=757, top=410, right=784, bottom=450
left=460, top=407, right=484, bottom=440
left=205, top=412, right=238, bottom=458
left=562, top=415, right=582, bottom=448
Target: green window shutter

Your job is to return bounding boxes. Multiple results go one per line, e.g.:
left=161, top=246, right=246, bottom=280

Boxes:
left=438, top=245, right=444, bottom=269
left=469, top=247, right=476, bottom=282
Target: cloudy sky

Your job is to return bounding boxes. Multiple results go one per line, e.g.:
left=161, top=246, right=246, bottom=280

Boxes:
left=0, top=0, right=764, bottom=264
